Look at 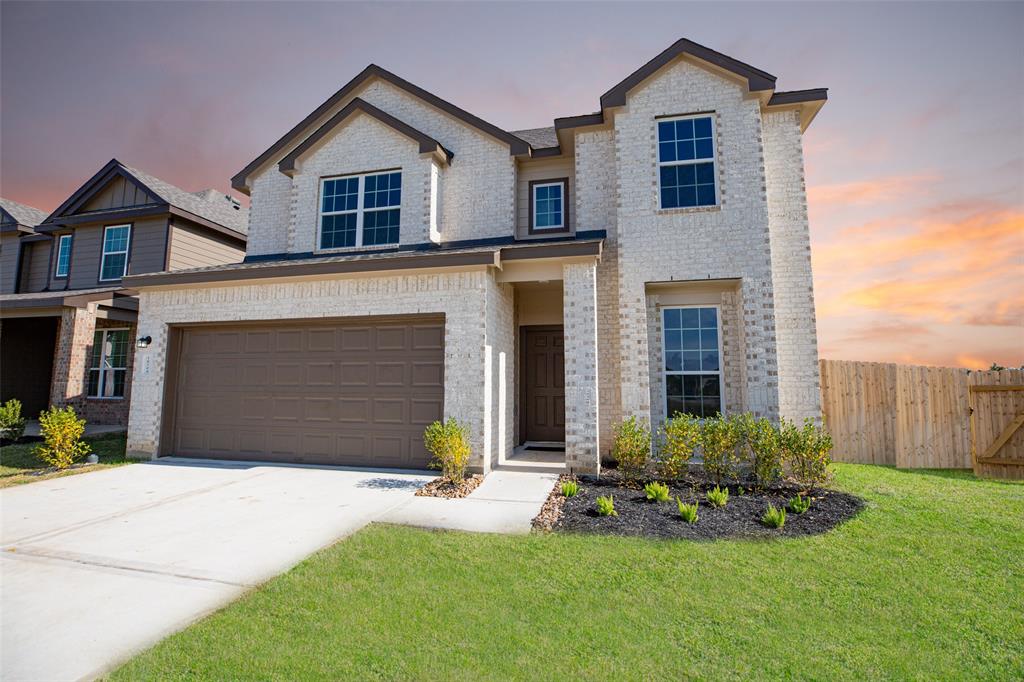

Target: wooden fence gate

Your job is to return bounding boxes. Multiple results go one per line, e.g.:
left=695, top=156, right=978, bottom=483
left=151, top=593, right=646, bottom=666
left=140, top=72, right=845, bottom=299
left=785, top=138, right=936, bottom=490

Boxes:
left=820, top=360, right=1024, bottom=479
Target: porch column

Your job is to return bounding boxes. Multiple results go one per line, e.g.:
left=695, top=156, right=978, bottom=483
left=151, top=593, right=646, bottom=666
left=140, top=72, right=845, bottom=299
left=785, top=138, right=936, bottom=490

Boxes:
left=49, top=305, right=96, bottom=413
left=562, top=261, right=600, bottom=475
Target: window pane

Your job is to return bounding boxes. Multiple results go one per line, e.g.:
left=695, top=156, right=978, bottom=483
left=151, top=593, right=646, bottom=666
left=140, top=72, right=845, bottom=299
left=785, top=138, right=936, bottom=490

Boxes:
left=101, top=253, right=127, bottom=280
left=105, top=331, right=129, bottom=368
left=533, top=184, right=563, bottom=229
left=680, top=309, right=700, bottom=328
left=693, top=117, right=712, bottom=137
left=665, top=351, right=682, bottom=372
left=702, top=351, right=720, bottom=372
left=321, top=213, right=357, bottom=249
left=663, top=308, right=681, bottom=329
left=700, top=328, right=718, bottom=350
left=682, top=329, right=700, bottom=350
left=363, top=208, right=400, bottom=246
left=657, top=120, right=674, bottom=141
left=658, top=142, right=676, bottom=163
left=683, top=375, right=701, bottom=396
left=677, top=140, right=695, bottom=161
left=697, top=184, right=716, bottom=206
left=679, top=187, right=697, bottom=207
left=88, top=369, right=101, bottom=397
left=104, top=226, right=129, bottom=252
left=683, top=351, right=701, bottom=371
left=700, top=307, right=717, bottom=327
left=695, top=138, right=714, bottom=159
left=685, top=398, right=704, bottom=418
left=676, top=118, right=694, bottom=139
left=702, top=375, right=721, bottom=397
left=664, top=329, right=681, bottom=351
left=56, top=237, right=72, bottom=276
left=363, top=172, right=401, bottom=212
left=667, top=396, right=686, bottom=419
left=112, top=369, right=127, bottom=398
left=90, top=331, right=103, bottom=367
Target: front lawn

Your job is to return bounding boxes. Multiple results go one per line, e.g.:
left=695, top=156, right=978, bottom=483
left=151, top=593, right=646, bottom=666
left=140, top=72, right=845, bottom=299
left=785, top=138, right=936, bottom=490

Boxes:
left=0, top=431, right=130, bottom=488
left=111, top=464, right=1023, bottom=680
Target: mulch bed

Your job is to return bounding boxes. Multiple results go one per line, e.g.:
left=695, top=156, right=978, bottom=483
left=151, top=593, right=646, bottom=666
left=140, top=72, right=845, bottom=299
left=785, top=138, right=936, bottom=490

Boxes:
left=544, top=468, right=864, bottom=540
left=416, top=474, right=484, bottom=499
left=532, top=474, right=574, bottom=532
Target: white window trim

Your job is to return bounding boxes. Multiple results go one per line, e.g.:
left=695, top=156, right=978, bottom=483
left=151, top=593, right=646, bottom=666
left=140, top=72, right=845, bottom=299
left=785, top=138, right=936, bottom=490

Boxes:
left=98, top=224, right=131, bottom=282
left=531, top=181, right=565, bottom=231
left=55, top=234, right=73, bottom=278
left=88, top=327, right=130, bottom=400
left=317, top=170, right=401, bottom=251
left=656, top=113, right=720, bottom=209
left=661, top=304, right=725, bottom=420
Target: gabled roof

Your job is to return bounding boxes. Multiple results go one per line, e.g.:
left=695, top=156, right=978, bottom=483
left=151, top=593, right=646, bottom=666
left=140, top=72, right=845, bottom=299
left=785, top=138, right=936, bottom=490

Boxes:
left=233, top=64, right=533, bottom=193
left=39, top=159, right=248, bottom=238
left=0, top=197, right=48, bottom=233
left=278, top=98, right=453, bottom=175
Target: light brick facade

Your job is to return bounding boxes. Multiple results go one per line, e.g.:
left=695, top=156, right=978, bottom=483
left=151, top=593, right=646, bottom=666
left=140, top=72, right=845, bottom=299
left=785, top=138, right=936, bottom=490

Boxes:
left=129, top=46, right=824, bottom=474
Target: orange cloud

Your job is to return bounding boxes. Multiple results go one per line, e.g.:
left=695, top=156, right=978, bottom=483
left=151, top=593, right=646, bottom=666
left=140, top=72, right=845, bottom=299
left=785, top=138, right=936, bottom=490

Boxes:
left=807, top=174, right=936, bottom=207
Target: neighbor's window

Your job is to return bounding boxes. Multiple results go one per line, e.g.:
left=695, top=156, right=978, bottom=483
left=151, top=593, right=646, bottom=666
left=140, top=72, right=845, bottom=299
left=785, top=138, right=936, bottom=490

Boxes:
left=657, top=114, right=717, bottom=209
left=319, top=171, right=401, bottom=249
left=99, top=224, right=131, bottom=281
left=663, top=306, right=721, bottom=418
left=88, top=328, right=129, bottom=398
left=531, top=180, right=567, bottom=231
left=55, top=234, right=73, bottom=278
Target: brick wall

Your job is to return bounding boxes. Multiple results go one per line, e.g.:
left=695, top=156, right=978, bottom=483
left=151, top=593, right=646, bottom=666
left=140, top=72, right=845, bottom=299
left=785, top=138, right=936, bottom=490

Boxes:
left=563, top=260, right=600, bottom=474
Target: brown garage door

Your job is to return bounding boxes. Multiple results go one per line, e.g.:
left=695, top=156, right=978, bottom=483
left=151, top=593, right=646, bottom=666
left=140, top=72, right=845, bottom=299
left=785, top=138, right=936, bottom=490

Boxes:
left=169, top=316, right=444, bottom=468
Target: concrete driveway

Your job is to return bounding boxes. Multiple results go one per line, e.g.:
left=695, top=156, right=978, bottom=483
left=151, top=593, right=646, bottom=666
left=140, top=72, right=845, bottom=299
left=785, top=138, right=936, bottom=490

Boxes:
left=0, top=458, right=433, bottom=681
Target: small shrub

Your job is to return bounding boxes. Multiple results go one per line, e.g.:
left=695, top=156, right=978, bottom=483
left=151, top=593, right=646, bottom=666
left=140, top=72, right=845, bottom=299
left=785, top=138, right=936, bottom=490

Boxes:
left=35, top=406, right=90, bottom=470
left=0, top=398, right=27, bottom=441
left=423, top=418, right=472, bottom=485
left=762, top=503, right=787, bottom=529
left=613, top=416, right=651, bottom=482
left=705, top=485, right=729, bottom=508
left=676, top=498, right=699, bottom=524
left=788, top=494, right=811, bottom=514
left=595, top=495, right=617, bottom=517
left=782, top=418, right=833, bottom=492
left=746, top=416, right=784, bottom=487
left=657, top=412, right=700, bottom=480
left=700, top=415, right=743, bottom=485
left=644, top=481, right=670, bottom=503
left=560, top=480, right=580, bottom=498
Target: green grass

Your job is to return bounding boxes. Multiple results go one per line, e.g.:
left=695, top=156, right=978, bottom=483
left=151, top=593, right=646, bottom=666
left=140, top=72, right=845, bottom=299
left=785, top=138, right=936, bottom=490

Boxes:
left=111, top=464, right=1023, bottom=680
left=0, top=431, right=130, bottom=487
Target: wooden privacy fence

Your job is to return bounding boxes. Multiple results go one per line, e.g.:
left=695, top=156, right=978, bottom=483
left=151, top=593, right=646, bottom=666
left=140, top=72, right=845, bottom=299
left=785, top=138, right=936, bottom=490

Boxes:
left=819, top=360, right=1024, bottom=479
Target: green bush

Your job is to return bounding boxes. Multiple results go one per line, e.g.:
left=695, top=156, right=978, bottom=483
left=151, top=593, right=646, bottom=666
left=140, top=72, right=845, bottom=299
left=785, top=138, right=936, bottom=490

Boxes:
left=746, top=416, right=784, bottom=487
left=595, top=495, right=617, bottom=517
left=612, top=416, right=651, bottom=482
left=35, top=406, right=90, bottom=470
left=0, top=398, right=27, bottom=441
left=423, top=418, right=472, bottom=484
left=676, top=498, right=699, bottom=524
left=644, top=481, right=670, bottom=503
left=560, top=480, right=580, bottom=498
left=700, top=415, right=742, bottom=485
left=762, top=503, right=787, bottom=529
left=788, top=494, right=811, bottom=514
left=782, top=419, right=833, bottom=492
left=705, top=485, right=729, bottom=508
left=657, top=412, right=700, bottom=480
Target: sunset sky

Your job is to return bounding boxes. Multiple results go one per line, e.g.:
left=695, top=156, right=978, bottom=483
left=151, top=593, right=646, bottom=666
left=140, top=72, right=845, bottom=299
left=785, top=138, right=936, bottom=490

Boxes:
left=2, top=1, right=1021, bottom=368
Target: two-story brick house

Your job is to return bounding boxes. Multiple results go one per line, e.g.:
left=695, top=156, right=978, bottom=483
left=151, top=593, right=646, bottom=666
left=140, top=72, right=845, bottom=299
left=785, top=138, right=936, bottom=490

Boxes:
left=124, top=38, right=826, bottom=475
left=0, top=159, right=248, bottom=425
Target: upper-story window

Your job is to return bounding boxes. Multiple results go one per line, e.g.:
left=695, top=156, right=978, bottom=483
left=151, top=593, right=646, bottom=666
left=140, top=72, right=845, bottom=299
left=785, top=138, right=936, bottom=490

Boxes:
left=530, top=179, right=568, bottom=233
left=319, top=170, right=401, bottom=250
left=663, top=306, right=722, bottom=418
left=658, top=114, right=717, bottom=209
left=99, top=224, right=131, bottom=281
left=55, top=234, right=73, bottom=278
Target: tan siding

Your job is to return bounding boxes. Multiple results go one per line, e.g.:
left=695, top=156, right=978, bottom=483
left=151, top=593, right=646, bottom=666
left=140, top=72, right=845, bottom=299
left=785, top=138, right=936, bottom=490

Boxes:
left=515, top=157, right=575, bottom=239
left=81, top=176, right=155, bottom=212
left=21, top=241, right=51, bottom=292
left=167, top=221, right=244, bottom=270
left=0, top=234, right=22, bottom=294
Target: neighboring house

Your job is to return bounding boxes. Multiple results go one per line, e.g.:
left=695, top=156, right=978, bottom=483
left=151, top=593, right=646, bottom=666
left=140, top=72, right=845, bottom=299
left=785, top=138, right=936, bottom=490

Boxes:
left=0, top=159, right=248, bottom=425
left=124, top=38, right=826, bottom=476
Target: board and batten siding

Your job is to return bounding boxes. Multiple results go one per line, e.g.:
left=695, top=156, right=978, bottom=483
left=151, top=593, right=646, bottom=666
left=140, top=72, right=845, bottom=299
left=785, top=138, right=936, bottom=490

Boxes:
left=81, top=175, right=156, bottom=212
left=48, top=217, right=168, bottom=290
left=167, top=221, right=245, bottom=270
left=0, top=234, right=22, bottom=294
left=515, top=157, right=575, bottom=239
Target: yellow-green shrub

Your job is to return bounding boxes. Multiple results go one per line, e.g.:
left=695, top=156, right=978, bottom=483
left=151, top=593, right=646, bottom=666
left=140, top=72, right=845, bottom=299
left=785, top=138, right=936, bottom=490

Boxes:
left=423, top=418, right=472, bottom=484
left=657, top=413, right=700, bottom=480
left=612, top=416, right=651, bottom=482
left=35, top=406, right=90, bottom=470
left=0, top=398, right=27, bottom=441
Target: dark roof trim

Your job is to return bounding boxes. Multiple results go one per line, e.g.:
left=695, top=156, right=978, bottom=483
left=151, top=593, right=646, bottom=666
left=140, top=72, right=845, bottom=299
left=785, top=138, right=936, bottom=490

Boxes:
left=278, top=98, right=453, bottom=174
left=125, top=236, right=604, bottom=288
left=554, top=112, right=605, bottom=131
left=0, top=288, right=135, bottom=311
left=530, top=146, right=563, bottom=158
left=600, top=38, right=776, bottom=109
left=40, top=203, right=168, bottom=229
left=767, top=88, right=828, bottom=106
left=233, top=64, right=531, bottom=192
left=0, top=223, right=37, bottom=235
left=20, top=233, right=51, bottom=243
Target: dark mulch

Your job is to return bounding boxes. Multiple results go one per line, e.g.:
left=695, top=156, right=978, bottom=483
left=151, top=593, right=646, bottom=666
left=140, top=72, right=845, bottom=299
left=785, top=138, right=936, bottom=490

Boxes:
left=553, top=469, right=864, bottom=540
left=532, top=474, right=573, bottom=532
left=416, top=474, right=484, bottom=499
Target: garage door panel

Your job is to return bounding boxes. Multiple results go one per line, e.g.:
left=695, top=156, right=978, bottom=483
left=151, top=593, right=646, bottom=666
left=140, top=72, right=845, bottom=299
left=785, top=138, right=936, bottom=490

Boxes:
left=172, top=317, right=443, bottom=468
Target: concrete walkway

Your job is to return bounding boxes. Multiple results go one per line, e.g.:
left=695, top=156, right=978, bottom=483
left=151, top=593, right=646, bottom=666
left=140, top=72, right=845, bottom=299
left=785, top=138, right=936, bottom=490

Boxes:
left=0, top=459, right=434, bottom=682
left=380, top=469, right=559, bottom=534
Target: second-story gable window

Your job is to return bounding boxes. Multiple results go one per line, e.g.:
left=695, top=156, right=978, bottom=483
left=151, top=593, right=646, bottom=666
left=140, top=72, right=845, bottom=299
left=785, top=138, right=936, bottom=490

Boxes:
left=319, top=170, right=402, bottom=250
left=657, top=114, right=717, bottom=209
left=55, top=234, right=73, bottom=278
left=99, top=224, right=131, bottom=281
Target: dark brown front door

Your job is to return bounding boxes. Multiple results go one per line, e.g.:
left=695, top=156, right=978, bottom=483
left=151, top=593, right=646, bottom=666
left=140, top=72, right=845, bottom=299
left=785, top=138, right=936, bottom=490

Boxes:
left=523, top=326, right=565, bottom=442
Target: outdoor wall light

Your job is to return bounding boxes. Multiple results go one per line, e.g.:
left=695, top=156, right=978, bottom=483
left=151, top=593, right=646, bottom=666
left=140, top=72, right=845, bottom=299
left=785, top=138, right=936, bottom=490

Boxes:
left=136, top=335, right=152, bottom=349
